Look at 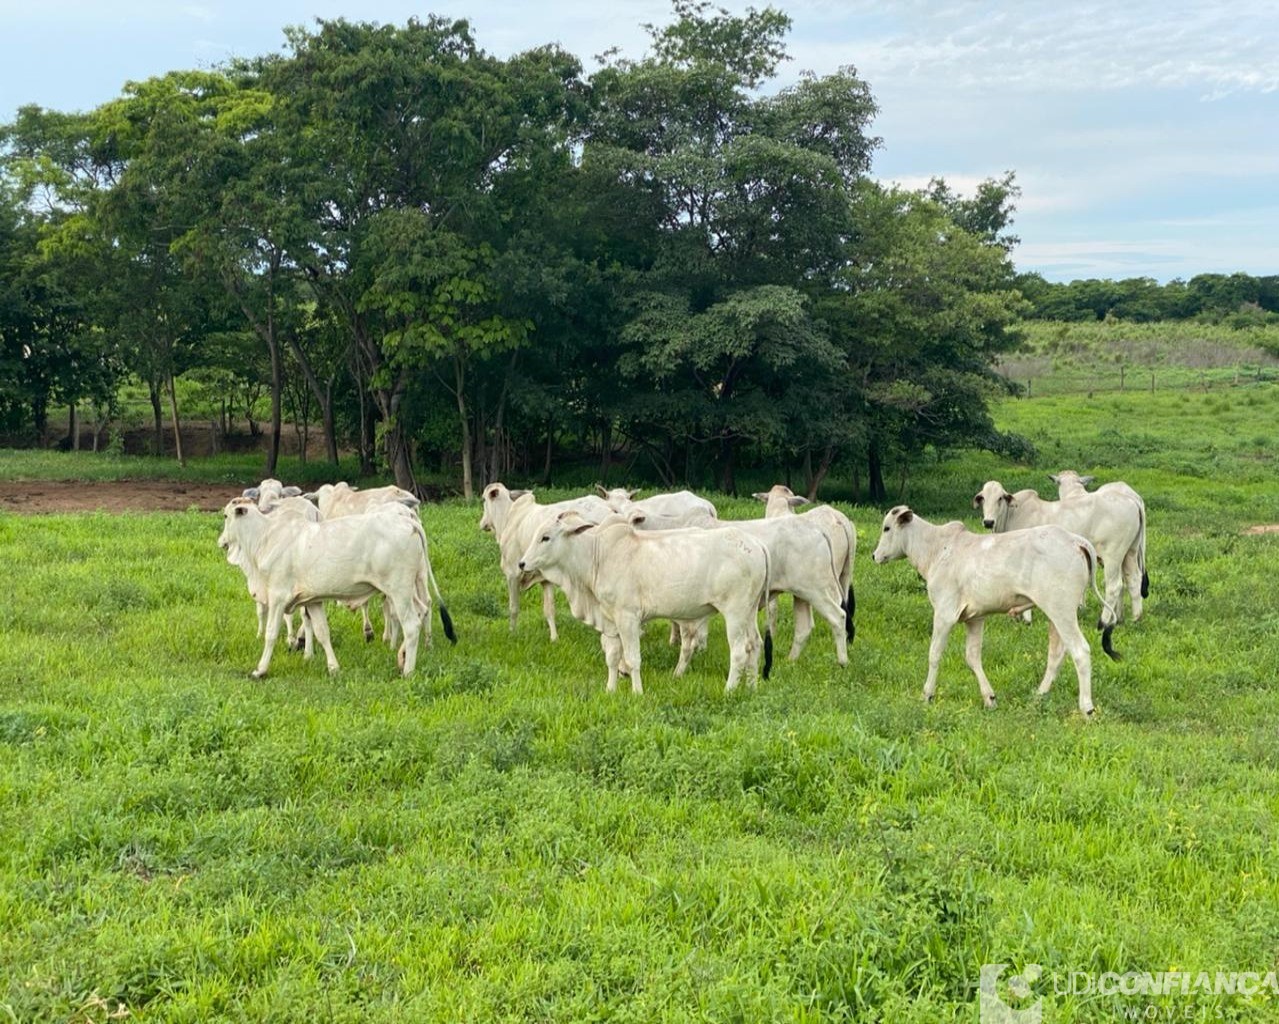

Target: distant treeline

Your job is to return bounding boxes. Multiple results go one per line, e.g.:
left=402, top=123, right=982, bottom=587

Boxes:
left=1016, top=272, right=1279, bottom=325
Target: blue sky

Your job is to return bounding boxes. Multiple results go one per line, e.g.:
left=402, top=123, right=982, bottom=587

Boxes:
left=2, top=0, right=1276, bottom=283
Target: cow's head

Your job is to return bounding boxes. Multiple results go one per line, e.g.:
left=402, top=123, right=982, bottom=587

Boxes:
left=973, top=481, right=1014, bottom=530
left=752, top=484, right=808, bottom=515
left=1050, top=470, right=1094, bottom=497
left=517, top=510, right=594, bottom=575
left=872, top=505, right=915, bottom=564
left=218, top=496, right=258, bottom=552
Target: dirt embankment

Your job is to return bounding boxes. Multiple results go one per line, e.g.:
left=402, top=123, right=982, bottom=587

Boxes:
left=0, top=479, right=236, bottom=514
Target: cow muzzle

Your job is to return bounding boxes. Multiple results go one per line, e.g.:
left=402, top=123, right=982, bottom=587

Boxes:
left=982, top=519, right=995, bottom=529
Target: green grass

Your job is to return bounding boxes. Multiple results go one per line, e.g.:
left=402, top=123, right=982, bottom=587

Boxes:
left=3, top=388, right=1279, bottom=1022
left=0, top=449, right=374, bottom=487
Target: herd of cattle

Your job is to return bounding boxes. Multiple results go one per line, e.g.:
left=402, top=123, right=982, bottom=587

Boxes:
left=217, top=470, right=1148, bottom=714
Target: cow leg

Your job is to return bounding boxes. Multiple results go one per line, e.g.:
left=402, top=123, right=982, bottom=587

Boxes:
left=252, top=601, right=286, bottom=678
left=668, top=621, right=679, bottom=646
left=1055, top=615, right=1094, bottom=715
left=390, top=593, right=422, bottom=676
left=673, top=622, right=695, bottom=676
left=813, top=594, right=849, bottom=666
left=962, top=619, right=997, bottom=708
left=1037, top=622, right=1067, bottom=696
left=362, top=603, right=375, bottom=643
left=601, top=633, right=623, bottom=692
left=617, top=616, right=643, bottom=694
left=789, top=598, right=814, bottom=661
left=1122, top=549, right=1144, bottom=621
left=541, top=582, right=559, bottom=642
left=922, top=612, right=956, bottom=702
left=1098, top=552, right=1124, bottom=629
left=307, top=604, right=340, bottom=675
left=256, top=602, right=266, bottom=639
left=725, top=613, right=761, bottom=692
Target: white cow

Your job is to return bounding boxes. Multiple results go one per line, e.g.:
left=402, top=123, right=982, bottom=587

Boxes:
left=218, top=499, right=442, bottom=678
left=1050, top=470, right=1149, bottom=608
left=223, top=492, right=320, bottom=652
left=307, top=481, right=419, bottom=519
left=306, top=481, right=422, bottom=641
left=596, top=486, right=718, bottom=523
left=974, top=478, right=1143, bottom=626
left=479, top=483, right=611, bottom=639
left=517, top=511, right=770, bottom=694
left=752, top=483, right=857, bottom=651
left=873, top=506, right=1116, bottom=714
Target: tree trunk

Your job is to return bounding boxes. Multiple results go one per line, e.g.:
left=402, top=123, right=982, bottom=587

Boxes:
left=149, top=382, right=164, bottom=456
left=718, top=435, right=736, bottom=495
left=322, top=382, right=339, bottom=466
left=599, top=422, right=612, bottom=482
left=265, top=333, right=282, bottom=477
left=455, top=358, right=473, bottom=500
left=68, top=403, right=80, bottom=451
left=807, top=444, right=834, bottom=500
left=166, top=372, right=185, bottom=467
left=867, top=440, right=886, bottom=504
left=541, top=425, right=554, bottom=485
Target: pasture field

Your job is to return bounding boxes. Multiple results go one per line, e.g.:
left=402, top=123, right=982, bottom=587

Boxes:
left=3, top=386, right=1279, bottom=1022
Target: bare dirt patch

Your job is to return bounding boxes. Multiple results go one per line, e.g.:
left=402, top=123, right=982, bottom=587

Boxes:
left=0, top=479, right=235, bottom=514
left=1243, top=524, right=1279, bottom=535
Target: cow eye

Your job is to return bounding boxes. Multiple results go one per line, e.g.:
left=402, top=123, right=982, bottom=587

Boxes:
left=882, top=526, right=889, bottom=532
left=541, top=534, right=550, bottom=542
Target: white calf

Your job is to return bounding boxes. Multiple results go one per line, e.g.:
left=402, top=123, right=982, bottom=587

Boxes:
left=218, top=500, right=435, bottom=678
left=873, top=506, right=1116, bottom=714
left=517, top=511, right=770, bottom=694
left=974, top=478, right=1141, bottom=631
left=1050, top=470, right=1149, bottom=611
left=752, top=483, right=857, bottom=651
left=479, top=482, right=610, bottom=640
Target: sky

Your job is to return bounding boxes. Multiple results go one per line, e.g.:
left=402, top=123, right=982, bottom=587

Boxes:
left=2, top=0, right=1276, bottom=283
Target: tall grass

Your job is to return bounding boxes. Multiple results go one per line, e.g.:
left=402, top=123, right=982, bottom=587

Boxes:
left=2, top=388, right=1279, bottom=1021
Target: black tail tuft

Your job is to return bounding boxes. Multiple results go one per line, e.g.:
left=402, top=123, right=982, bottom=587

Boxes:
left=763, top=630, right=773, bottom=680
left=1101, top=625, right=1121, bottom=661
left=440, top=605, right=457, bottom=644
left=844, top=585, right=856, bottom=644
left=1141, top=571, right=1149, bottom=599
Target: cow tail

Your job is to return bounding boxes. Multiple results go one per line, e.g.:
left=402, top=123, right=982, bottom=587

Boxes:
left=845, top=584, right=856, bottom=645
left=412, top=520, right=458, bottom=645
left=1080, top=541, right=1121, bottom=661
left=1138, top=505, right=1149, bottom=598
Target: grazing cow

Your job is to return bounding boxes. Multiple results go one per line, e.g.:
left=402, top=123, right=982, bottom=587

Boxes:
left=873, top=506, right=1117, bottom=714
left=218, top=500, right=445, bottom=678
left=751, top=483, right=857, bottom=650
left=974, top=478, right=1143, bottom=626
left=1050, top=470, right=1149, bottom=608
left=517, top=511, right=770, bottom=694
left=479, top=483, right=611, bottom=640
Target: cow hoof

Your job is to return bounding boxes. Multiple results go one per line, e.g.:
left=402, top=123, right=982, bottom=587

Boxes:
left=250, top=670, right=266, bottom=679
left=1082, top=705, right=1096, bottom=717
left=922, top=692, right=934, bottom=704
left=984, top=697, right=997, bottom=709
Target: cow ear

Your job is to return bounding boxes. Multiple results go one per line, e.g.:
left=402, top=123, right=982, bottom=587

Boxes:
left=788, top=496, right=809, bottom=507
left=1079, top=475, right=1095, bottom=486
left=972, top=493, right=984, bottom=508
left=895, top=508, right=914, bottom=525
left=485, top=485, right=500, bottom=500
left=242, top=487, right=260, bottom=500
left=1048, top=473, right=1060, bottom=484
left=569, top=521, right=594, bottom=536
left=509, top=489, right=529, bottom=500
left=751, top=492, right=769, bottom=502
left=594, top=483, right=608, bottom=497
left=628, top=511, right=647, bottom=526
left=1001, top=492, right=1014, bottom=506
left=626, top=489, right=639, bottom=500
left=301, top=491, right=318, bottom=504
left=282, top=486, right=301, bottom=498
left=234, top=504, right=249, bottom=517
